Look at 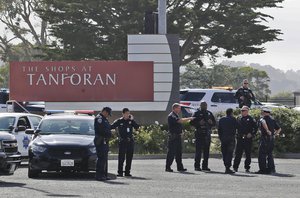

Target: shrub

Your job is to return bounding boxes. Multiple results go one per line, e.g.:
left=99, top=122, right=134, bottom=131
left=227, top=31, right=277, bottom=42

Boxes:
left=109, top=108, right=300, bottom=154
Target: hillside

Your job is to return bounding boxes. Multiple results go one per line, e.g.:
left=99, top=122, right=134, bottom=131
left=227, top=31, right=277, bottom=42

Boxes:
left=221, top=60, right=300, bottom=95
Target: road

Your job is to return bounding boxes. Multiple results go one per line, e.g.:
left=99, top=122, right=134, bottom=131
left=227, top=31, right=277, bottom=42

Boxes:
left=1, top=158, right=299, bottom=198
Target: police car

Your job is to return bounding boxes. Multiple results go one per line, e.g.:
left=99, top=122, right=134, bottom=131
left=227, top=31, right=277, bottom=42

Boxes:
left=180, top=88, right=263, bottom=114
left=25, top=111, right=97, bottom=178
left=0, top=113, right=43, bottom=157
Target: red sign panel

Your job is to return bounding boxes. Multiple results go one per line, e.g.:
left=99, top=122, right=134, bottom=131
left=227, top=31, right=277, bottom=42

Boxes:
left=10, top=61, right=154, bottom=102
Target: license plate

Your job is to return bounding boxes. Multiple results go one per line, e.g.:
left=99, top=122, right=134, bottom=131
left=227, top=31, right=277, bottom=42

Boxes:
left=61, top=159, right=74, bottom=167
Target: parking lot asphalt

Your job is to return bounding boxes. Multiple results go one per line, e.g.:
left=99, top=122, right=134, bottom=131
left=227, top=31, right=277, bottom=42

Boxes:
left=1, top=158, right=299, bottom=198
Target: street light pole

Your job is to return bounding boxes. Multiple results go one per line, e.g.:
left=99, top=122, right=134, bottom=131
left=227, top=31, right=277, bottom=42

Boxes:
left=158, top=0, right=167, bottom=34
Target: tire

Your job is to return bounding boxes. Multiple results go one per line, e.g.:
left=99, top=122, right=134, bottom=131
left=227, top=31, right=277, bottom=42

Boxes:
left=28, top=162, right=41, bottom=178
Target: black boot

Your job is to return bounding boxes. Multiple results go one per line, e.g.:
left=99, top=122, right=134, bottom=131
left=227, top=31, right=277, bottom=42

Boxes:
left=225, top=168, right=235, bottom=174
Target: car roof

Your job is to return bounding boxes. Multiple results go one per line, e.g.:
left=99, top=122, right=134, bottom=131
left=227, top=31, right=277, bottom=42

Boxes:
left=0, top=112, right=43, bottom=117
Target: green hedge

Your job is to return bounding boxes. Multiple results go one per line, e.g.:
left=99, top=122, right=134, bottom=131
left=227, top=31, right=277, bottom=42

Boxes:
left=109, top=108, right=300, bottom=154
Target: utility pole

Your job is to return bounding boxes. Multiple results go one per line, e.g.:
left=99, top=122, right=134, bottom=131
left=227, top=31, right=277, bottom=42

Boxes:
left=158, top=0, right=167, bottom=34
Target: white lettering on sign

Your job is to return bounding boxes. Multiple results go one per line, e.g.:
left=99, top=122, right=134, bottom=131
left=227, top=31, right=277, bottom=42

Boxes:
left=27, top=73, right=117, bottom=86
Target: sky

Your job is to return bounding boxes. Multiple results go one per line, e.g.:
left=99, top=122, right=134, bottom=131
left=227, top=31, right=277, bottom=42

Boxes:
left=218, top=0, right=300, bottom=71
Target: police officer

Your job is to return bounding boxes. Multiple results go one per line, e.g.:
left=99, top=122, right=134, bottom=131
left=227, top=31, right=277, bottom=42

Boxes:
left=234, top=79, right=255, bottom=108
left=94, top=107, right=112, bottom=181
left=256, top=107, right=281, bottom=174
left=218, top=108, right=238, bottom=174
left=165, top=103, right=194, bottom=172
left=190, top=101, right=216, bottom=171
left=233, top=106, right=258, bottom=173
left=111, top=108, right=139, bottom=177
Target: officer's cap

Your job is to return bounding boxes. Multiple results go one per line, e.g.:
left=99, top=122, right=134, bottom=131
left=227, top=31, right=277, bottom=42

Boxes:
left=241, top=106, right=249, bottom=111
left=262, top=107, right=271, bottom=113
left=102, top=107, right=112, bottom=116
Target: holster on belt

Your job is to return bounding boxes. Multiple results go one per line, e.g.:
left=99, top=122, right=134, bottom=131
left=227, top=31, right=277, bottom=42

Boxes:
left=195, top=129, right=208, bottom=138
left=120, top=137, right=134, bottom=142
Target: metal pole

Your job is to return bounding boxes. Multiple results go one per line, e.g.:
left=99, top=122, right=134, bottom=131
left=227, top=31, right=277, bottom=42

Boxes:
left=158, top=0, right=167, bottom=34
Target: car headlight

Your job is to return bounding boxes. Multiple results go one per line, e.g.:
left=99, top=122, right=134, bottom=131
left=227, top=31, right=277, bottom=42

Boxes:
left=89, top=146, right=96, bottom=154
left=32, top=144, right=47, bottom=153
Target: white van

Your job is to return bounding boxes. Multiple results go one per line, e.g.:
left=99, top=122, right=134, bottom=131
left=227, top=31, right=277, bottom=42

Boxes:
left=180, top=88, right=262, bottom=114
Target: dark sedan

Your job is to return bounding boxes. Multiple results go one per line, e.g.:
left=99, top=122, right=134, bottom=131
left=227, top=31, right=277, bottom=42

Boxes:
left=26, top=114, right=96, bottom=178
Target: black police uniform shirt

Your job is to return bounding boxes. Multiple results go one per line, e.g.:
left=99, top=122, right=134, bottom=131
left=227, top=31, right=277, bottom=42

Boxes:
left=259, top=115, right=280, bottom=136
left=218, top=115, right=238, bottom=143
left=234, top=87, right=255, bottom=106
left=111, top=117, right=139, bottom=139
left=94, top=113, right=112, bottom=139
left=168, top=111, right=183, bottom=135
left=237, top=115, right=258, bottom=137
left=190, top=109, right=216, bottom=133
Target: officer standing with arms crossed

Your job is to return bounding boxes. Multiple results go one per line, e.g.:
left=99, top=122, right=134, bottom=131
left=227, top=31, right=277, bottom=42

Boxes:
left=218, top=108, right=238, bottom=174
left=111, top=108, right=139, bottom=177
left=233, top=106, right=258, bottom=173
left=190, top=101, right=216, bottom=171
left=256, top=107, right=281, bottom=174
left=94, top=107, right=112, bottom=181
left=234, top=79, right=255, bottom=108
left=165, top=103, right=194, bottom=172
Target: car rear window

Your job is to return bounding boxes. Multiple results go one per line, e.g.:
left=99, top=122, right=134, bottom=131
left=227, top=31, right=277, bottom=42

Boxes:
left=211, top=92, right=237, bottom=103
left=180, top=91, right=206, bottom=101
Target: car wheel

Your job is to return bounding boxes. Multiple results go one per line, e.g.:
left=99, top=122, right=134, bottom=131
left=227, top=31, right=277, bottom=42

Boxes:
left=28, top=163, right=41, bottom=178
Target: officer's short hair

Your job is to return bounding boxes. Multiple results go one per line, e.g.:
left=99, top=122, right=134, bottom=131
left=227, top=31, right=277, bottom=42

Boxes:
left=102, top=107, right=112, bottom=116
left=172, top=103, right=181, bottom=110
left=200, top=101, right=207, bottom=106
left=122, top=108, right=130, bottom=114
left=226, top=108, right=233, bottom=116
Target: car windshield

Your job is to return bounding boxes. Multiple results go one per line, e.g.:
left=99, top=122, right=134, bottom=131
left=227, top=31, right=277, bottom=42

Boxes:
left=0, top=116, right=16, bottom=131
left=38, top=118, right=94, bottom=135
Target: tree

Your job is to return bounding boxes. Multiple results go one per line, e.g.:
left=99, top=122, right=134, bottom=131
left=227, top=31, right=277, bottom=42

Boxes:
left=0, top=0, right=48, bottom=61
left=37, top=0, right=283, bottom=64
left=0, top=63, right=9, bottom=88
left=181, top=64, right=271, bottom=100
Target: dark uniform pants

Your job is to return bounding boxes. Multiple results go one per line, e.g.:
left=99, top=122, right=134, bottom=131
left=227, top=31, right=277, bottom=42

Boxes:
left=233, top=138, right=252, bottom=170
left=221, top=139, right=236, bottom=168
left=95, top=142, right=109, bottom=178
left=258, top=137, right=275, bottom=172
left=118, top=139, right=134, bottom=174
left=194, top=134, right=211, bottom=169
left=166, top=137, right=183, bottom=170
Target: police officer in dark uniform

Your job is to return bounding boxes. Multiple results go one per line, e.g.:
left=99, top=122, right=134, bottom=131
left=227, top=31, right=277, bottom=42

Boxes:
left=233, top=106, right=258, bottom=173
left=218, top=108, right=238, bottom=174
left=190, top=101, right=216, bottom=171
left=111, top=108, right=139, bottom=177
left=165, top=103, right=194, bottom=172
left=234, top=79, right=255, bottom=108
left=94, top=107, right=112, bottom=181
left=256, top=107, right=281, bottom=174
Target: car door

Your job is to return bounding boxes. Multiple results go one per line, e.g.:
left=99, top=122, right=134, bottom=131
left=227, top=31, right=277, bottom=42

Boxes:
left=13, top=116, right=32, bottom=157
left=209, top=92, right=239, bottom=113
left=28, top=115, right=43, bottom=130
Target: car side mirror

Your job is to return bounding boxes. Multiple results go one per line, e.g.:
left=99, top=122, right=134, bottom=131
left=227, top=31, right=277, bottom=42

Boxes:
left=8, top=125, right=14, bottom=132
left=25, top=129, right=35, bottom=134
left=15, top=125, right=26, bottom=132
